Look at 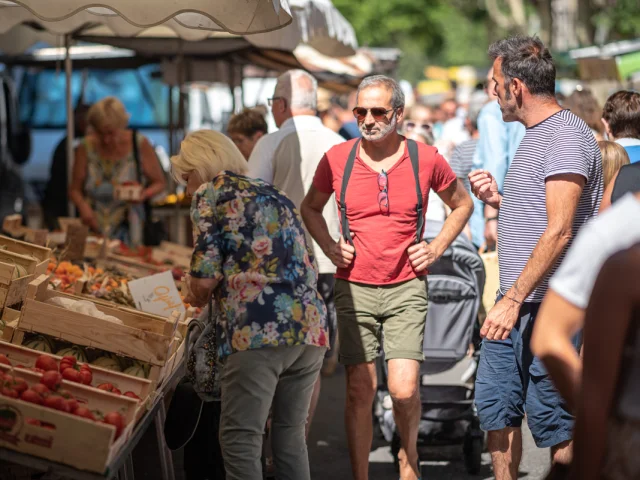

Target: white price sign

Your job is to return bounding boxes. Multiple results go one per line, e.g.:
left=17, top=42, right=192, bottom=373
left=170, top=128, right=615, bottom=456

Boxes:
left=128, top=270, right=185, bottom=318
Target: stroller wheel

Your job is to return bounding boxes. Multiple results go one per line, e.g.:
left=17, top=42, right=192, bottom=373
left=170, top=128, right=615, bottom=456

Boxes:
left=463, top=434, right=483, bottom=475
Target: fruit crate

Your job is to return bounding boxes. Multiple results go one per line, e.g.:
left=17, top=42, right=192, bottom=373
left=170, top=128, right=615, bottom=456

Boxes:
left=0, top=364, right=138, bottom=474
left=12, top=275, right=184, bottom=388
left=0, top=261, right=33, bottom=312
left=0, top=341, right=153, bottom=402
left=0, top=235, right=51, bottom=277
left=151, top=241, right=192, bottom=269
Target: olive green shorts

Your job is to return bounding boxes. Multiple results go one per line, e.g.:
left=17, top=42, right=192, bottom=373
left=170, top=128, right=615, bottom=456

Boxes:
left=334, top=277, right=428, bottom=365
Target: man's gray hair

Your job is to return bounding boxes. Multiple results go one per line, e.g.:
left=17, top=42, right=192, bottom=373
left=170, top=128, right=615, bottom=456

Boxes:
left=274, top=69, right=318, bottom=111
left=356, top=75, right=405, bottom=110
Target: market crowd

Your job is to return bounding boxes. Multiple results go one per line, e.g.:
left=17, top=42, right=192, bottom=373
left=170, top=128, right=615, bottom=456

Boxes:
left=66, top=34, right=640, bottom=480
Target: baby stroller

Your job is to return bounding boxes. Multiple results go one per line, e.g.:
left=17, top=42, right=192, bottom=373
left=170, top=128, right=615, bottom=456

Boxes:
left=373, top=220, right=486, bottom=474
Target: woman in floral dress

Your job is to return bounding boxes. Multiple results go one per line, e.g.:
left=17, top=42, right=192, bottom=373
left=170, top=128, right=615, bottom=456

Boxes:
left=173, top=130, right=328, bottom=480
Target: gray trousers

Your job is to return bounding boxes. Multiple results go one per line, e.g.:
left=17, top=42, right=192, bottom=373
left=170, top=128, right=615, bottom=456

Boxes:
left=219, top=345, right=326, bottom=480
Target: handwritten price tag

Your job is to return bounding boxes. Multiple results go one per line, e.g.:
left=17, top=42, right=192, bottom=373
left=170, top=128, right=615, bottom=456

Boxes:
left=127, top=270, right=186, bottom=318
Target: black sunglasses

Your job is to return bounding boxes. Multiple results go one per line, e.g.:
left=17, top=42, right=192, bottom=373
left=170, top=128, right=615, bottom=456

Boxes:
left=353, top=107, right=394, bottom=120
left=268, top=97, right=287, bottom=107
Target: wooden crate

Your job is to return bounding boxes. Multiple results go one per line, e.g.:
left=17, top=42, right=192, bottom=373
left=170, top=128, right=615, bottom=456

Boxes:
left=0, top=261, right=33, bottom=311
left=0, top=366, right=138, bottom=474
left=0, top=235, right=51, bottom=276
left=0, top=341, right=153, bottom=402
left=14, top=276, right=181, bottom=368
left=151, top=241, right=192, bottom=269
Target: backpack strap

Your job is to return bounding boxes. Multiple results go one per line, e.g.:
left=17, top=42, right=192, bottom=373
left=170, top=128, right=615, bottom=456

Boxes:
left=407, top=139, right=424, bottom=244
left=339, top=139, right=361, bottom=245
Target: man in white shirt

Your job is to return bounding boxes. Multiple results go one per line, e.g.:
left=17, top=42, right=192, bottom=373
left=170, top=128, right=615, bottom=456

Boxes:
left=531, top=192, right=640, bottom=409
left=248, top=69, right=345, bottom=431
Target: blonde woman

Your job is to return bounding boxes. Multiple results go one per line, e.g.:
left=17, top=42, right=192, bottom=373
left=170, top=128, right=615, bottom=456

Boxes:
left=174, top=130, right=328, bottom=480
left=599, top=140, right=631, bottom=189
left=68, top=96, right=166, bottom=245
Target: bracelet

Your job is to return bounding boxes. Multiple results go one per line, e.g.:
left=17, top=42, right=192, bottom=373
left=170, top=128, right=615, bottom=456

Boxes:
left=486, top=216, right=498, bottom=222
left=505, top=295, right=522, bottom=305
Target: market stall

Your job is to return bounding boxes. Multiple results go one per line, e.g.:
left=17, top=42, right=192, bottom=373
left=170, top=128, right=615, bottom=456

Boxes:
left=0, top=227, right=200, bottom=478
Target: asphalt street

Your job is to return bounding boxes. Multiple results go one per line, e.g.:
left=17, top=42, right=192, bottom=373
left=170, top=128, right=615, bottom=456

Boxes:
left=307, top=366, right=552, bottom=480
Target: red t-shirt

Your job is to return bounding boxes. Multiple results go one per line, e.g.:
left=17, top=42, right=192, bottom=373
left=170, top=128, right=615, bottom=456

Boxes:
left=313, top=138, right=456, bottom=285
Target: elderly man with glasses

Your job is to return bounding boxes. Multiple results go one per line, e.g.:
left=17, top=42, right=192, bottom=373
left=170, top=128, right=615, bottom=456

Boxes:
left=301, top=75, right=473, bottom=480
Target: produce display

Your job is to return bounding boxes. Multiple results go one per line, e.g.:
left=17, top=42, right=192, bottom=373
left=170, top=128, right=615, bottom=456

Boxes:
left=0, top=363, right=128, bottom=439
left=21, top=333, right=153, bottom=380
left=0, top=230, right=191, bottom=474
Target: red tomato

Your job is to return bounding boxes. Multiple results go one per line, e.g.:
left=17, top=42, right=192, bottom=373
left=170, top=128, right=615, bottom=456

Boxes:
left=78, top=368, right=92, bottom=386
left=35, top=355, right=58, bottom=372
left=58, top=390, right=78, bottom=411
left=1, top=387, right=18, bottom=398
left=21, top=389, right=43, bottom=405
left=97, top=383, right=121, bottom=395
left=73, top=406, right=96, bottom=421
left=44, top=395, right=69, bottom=412
left=122, top=391, right=141, bottom=400
left=0, top=354, right=11, bottom=366
left=103, top=412, right=125, bottom=439
left=32, top=384, right=50, bottom=397
left=9, top=377, right=28, bottom=395
left=41, top=371, right=63, bottom=392
left=61, top=368, right=81, bottom=383
left=59, top=356, right=77, bottom=373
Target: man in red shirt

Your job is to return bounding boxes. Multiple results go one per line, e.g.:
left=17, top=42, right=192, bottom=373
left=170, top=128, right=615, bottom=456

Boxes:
left=301, top=76, right=473, bottom=480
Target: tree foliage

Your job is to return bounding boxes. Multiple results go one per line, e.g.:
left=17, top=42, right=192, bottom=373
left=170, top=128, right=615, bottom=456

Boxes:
left=332, top=0, right=640, bottom=82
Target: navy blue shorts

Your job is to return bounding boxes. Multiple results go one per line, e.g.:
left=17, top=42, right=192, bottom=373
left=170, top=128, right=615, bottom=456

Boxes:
left=475, top=297, right=581, bottom=448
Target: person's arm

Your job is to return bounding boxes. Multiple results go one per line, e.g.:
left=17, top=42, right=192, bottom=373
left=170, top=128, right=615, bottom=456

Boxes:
left=68, top=143, right=99, bottom=232
left=570, top=247, right=640, bottom=480
left=247, top=136, right=274, bottom=183
left=183, top=184, right=223, bottom=307
left=506, top=174, right=585, bottom=303
left=408, top=155, right=474, bottom=271
left=139, top=137, right=167, bottom=200
left=531, top=290, right=583, bottom=410
left=481, top=173, right=585, bottom=340
left=301, top=186, right=354, bottom=268
left=430, top=179, right=473, bottom=254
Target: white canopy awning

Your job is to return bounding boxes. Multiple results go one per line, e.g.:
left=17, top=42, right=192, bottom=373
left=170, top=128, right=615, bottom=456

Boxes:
left=0, top=1, right=293, bottom=35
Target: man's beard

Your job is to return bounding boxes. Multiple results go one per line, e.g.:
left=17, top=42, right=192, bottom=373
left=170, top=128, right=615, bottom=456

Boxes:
left=359, top=113, right=397, bottom=141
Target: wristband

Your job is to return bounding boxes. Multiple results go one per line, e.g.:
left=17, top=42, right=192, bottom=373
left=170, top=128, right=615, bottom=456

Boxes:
left=486, top=216, right=498, bottom=222
left=506, top=295, right=522, bottom=305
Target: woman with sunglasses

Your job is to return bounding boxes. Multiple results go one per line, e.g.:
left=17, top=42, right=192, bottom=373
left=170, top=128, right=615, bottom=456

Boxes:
left=302, top=75, right=473, bottom=480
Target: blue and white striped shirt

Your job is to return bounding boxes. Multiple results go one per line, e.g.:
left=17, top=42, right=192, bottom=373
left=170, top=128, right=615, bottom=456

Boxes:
left=498, top=109, right=603, bottom=302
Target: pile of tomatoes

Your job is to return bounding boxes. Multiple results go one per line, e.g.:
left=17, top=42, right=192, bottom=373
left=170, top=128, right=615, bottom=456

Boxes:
left=0, top=369, right=125, bottom=439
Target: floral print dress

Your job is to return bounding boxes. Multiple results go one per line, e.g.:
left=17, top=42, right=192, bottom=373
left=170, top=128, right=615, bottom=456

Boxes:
left=82, top=133, right=145, bottom=246
left=187, top=172, right=329, bottom=399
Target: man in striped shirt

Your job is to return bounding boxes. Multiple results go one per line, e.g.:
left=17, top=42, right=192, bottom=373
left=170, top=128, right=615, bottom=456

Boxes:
left=469, top=36, right=603, bottom=480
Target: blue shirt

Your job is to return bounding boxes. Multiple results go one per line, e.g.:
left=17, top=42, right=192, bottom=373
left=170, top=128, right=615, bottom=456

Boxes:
left=616, top=138, right=640, bottom=164
left=470, top=101, right=526, bottom=247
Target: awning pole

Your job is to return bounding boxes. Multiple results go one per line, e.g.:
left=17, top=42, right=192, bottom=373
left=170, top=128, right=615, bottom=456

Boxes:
left=65, top=34, right=75, bottom=217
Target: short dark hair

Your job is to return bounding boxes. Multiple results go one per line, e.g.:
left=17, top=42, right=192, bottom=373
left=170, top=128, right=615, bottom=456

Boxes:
left=227, top=108, right=268, bottom=137
left=488, top=35, right=556, bottom=98
left=602, top=90, right=640, bottom=140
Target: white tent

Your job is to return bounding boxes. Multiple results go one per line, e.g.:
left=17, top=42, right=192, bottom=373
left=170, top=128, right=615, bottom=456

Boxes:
left=0, top=0, right=294, bottom=226
left=0, top=1, right=293, bottom=35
